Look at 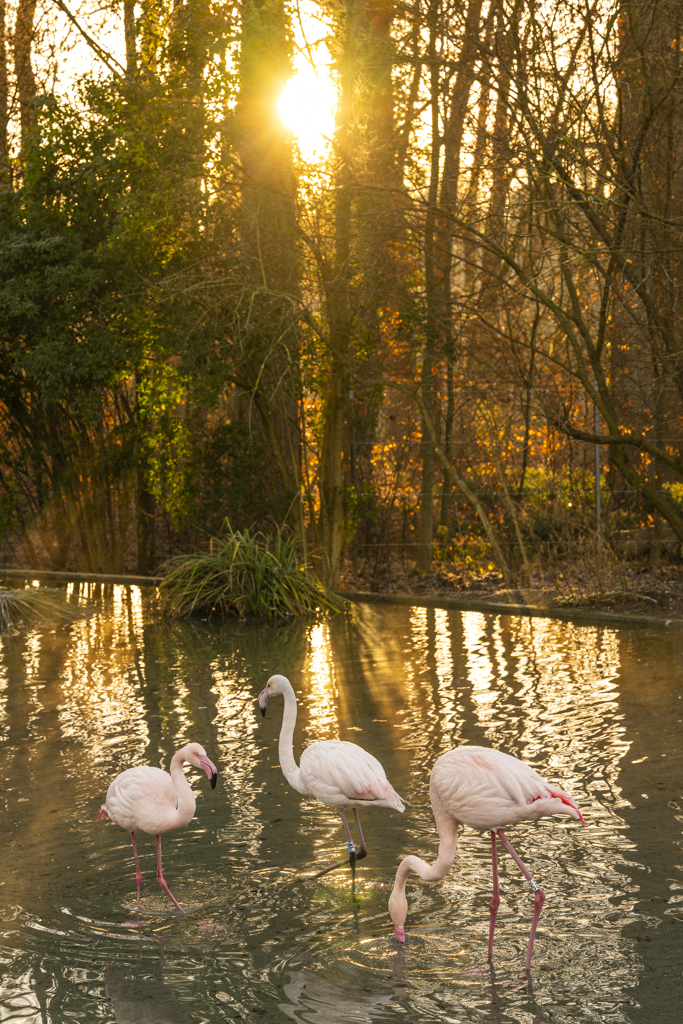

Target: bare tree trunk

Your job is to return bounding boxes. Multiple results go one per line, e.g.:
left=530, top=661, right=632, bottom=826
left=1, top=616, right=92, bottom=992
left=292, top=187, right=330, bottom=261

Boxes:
left=235, top=0, right=302, bottom=540
left=316, top=0, right=355, bottom=587
left=437, top=0, right=487, bottom=528
left=0, top=0, right=8, bottom=178
left=136, top=466, right=156, bottom=573
left=124, top=0, right=136, bottom=75
left=14, top=0, right=37, bottom=151
left=416, top=0, right=441, bottom=573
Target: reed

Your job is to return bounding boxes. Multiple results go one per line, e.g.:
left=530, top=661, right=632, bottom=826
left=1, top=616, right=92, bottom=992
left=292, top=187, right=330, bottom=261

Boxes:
left=159, top=524, right=347, bottom=620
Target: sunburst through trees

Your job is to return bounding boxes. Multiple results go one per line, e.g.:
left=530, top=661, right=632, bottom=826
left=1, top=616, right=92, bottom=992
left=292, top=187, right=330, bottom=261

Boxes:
left=0, top=0, right=681, bottom=591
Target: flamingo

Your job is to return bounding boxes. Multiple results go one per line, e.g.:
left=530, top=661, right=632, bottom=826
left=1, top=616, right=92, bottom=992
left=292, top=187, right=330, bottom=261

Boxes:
left=258, top=674, right=404, bottom=879
left=388, top=746, right=586, bottom=968
left=97, top=743, right=218, bottom=913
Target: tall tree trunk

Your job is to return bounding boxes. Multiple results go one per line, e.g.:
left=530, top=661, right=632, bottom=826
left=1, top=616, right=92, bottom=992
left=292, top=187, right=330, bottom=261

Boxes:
left=124, top=0, right=137, bottom=75
left=416, top=0, right=441, bottom=573
left=235, top=0, right=302, bottom=539
left=14, top=0, right=37, bottom=152
left=316, top=0, right=355, bottom=587
left=482, top=9, right=512, bottom=284
left=134, top=374, right=156, bottom=574
left=0, top=0, right=8, bottom=179
left=438, top=0, right=487, bottom=527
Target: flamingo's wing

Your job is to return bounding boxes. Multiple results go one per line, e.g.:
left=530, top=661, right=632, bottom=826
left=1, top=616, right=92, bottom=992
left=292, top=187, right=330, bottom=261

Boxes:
left=300, top=741, right=405, bottom=810
left=105, top=766, right=178, bottom=833
left=431, top=746, right=584, bottom=829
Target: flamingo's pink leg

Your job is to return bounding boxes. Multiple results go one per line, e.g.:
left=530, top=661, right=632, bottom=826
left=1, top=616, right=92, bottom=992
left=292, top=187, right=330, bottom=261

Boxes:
left=496, top=828, right=545, bottom=971
left=155, top=834, right=185, bottom=913
left=488, top=831, right=500, bottom=959
left=130, top=832, right=142, bottom=910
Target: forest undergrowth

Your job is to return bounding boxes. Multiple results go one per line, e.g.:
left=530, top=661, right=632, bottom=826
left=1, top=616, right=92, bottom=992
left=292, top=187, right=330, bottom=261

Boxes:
left=339, top=553, right=683, bottom=620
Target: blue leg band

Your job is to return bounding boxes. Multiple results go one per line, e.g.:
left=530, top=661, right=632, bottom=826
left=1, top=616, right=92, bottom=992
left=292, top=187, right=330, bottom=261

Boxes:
left=347, top=841, right=356, bottom=854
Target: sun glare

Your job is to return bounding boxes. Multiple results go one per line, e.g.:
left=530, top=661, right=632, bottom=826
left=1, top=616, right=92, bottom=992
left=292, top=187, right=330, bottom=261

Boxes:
left=278, top=3, right=336, bottom=160
left=278, top=60, right=336, bottom=160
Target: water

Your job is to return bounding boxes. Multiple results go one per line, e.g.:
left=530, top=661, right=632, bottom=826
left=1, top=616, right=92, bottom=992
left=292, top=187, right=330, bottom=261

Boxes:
left=0, top=582, right=681, bottom=1023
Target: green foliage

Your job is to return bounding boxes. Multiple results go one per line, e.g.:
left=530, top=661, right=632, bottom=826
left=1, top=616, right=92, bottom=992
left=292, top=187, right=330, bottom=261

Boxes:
left=0, top=47, right=235, bottom=562
left=159, top=522, right=347, bottom=619
left=186, top=420, right=274, bottom=533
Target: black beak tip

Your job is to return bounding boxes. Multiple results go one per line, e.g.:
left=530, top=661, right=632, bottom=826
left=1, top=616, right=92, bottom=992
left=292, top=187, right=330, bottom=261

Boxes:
left=258, top=703, right=266, bottom=718
left=210, top=772, right=217, bottom=790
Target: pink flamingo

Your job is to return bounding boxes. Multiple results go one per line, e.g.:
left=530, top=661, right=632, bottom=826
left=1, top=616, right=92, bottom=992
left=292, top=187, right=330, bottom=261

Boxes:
left=388, top=746, right=586, bottom=968
left=97, top=743, right=218, bottom=913
left=258, top=675, right=404, bottom=879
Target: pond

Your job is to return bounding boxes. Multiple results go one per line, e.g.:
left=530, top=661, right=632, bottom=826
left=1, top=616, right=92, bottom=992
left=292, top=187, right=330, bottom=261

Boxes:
left=0, top=582, right=681, bottom=1023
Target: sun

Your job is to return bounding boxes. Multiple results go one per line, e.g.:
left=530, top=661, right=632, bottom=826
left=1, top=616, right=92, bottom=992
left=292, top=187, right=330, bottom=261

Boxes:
left=278, top=60, right=336, bottom=159
left=277, top=4, right=336, bottom=160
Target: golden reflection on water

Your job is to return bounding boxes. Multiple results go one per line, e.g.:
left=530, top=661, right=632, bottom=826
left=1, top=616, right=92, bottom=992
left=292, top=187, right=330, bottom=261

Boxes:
left=0, top=649, right=7, bottom=744
left=57, top=592, right=149, bottom=775
left=430, top=608, right=465, bottom=750
left=211, top=657, right=263, bottom=854
left=462, top=612, right=501, bottom=723
left=510, top=618, right=627, bottom=809
left=301, top=621, right=340, bottom=742
left=23, top=633, right=46, bottom=739
left=0, top=585, right=680, bottom=1023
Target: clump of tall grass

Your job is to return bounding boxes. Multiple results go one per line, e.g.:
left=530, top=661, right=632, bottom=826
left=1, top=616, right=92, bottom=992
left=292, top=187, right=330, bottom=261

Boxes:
left=0, top=587, right=85, bottom=632
left=159, top=524, right=346, bottom=620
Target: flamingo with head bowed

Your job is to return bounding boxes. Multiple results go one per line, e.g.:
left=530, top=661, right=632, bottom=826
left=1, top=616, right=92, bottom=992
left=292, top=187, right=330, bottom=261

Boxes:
left=389, top=746, right=586, bottom=968
left=258, top=674, right=404, bottom=879
left=97, top=743, right=218, bottom=913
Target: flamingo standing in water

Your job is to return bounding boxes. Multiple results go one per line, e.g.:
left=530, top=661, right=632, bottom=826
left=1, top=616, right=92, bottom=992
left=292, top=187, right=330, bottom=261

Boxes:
left=388, top=746, right=586, bottom=968
left=258, top=674, right=404, bottom=879
left=97, top=743, right=218, bottom=913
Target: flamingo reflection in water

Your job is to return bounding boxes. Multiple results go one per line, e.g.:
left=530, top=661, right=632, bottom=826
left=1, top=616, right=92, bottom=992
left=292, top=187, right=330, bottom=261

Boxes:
left=105, top=945, right=190, bottom=1024
left=389, top=746, right=586, bottom=968
left=258, top=674, right=404, bottom=879
left=97, top=743, right=218, bottom=913
left=280, top=968, right=395, bottom=1022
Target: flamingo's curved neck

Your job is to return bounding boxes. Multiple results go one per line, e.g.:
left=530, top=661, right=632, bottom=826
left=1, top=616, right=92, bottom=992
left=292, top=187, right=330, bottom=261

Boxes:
left=169, top=749, right=197, bottom=822
left=277, top=681, right=307, bottom=795
left=388, top=794, right=459, bottom=930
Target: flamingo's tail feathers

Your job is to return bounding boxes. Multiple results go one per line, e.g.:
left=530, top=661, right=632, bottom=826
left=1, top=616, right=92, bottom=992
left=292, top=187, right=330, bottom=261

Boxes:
left=546, top=786, right=584, bottom=823
left=390, top=791, right=405, bottom=813
left=96, top=804, right=110, bottom=821
left=385, top=785, right=405, bottom=812
left=354, top=781, right=405, bottom=811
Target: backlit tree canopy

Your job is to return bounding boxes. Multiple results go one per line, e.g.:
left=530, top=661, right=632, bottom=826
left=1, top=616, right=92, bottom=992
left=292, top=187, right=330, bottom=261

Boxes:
left=0, top=0, right=681, bottom=585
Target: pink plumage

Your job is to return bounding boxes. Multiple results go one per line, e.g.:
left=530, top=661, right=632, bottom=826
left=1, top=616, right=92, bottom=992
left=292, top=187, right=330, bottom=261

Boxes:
left=300, top=740, right=404, bottom=810
left=389, top=745, right=586, bottom=969
left=98, top=742, right=218, bottom=915
left=258, top=674, right=404, bottom=879
left=429, top=746, right=585, bottom=831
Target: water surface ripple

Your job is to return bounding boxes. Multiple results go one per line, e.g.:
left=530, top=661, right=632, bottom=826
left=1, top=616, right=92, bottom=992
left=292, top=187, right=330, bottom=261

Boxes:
left=0, top=583, right=681, bottom=1022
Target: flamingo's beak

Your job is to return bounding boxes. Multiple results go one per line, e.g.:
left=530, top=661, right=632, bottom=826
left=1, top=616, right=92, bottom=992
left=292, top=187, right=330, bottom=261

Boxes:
left=258, top=687, right=269, bottom=717
left=199, top=756, right=218, bottom=789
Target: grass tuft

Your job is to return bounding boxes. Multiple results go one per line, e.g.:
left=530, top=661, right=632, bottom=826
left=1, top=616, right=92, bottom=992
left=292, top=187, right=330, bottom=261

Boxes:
left=159, top=523, right=347, bottom=620
left=0, top=587, right=87, bottom=632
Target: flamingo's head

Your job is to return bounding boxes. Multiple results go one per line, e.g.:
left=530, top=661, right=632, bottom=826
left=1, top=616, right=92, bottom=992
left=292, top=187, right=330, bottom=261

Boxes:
left=184, top=743, right=218, bottom=789
left=258, top=674, right=291, bottom=717
left=388, top=884, right=408, bottom=943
